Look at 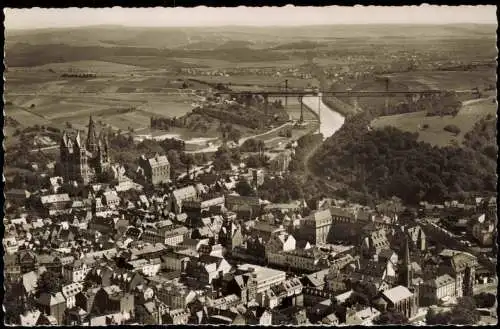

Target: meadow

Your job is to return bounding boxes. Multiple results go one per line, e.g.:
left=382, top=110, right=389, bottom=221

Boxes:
left=386, top=69, right=496, bottom=91
left=370, top=97, right=497, bottom=147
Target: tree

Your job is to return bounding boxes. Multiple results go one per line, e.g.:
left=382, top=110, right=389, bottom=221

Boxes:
left=444, top=124, right=461, bottom=135
left=213, top=146, right=233, bottom=171
left=228, top=128, right=242, bottom=144
left=97, top=170, right=117, bottom=185
left=3, top=280, right=26, bottom=325
left=245, top=154, right=269, bottom=168
left=37, top=270, right=63, bottom=295
left=240, top=138, right=265, bottom=153
left=344, top=291, right=369, bottom=308
left=167, top=149, right=182, bottom=170
left=425, top=307, right=449, bottom=325
left=474, top=292, right=496, bottom=308
left=374, top=310, right=409, bottom=325
left=426, top=297, right=480, bottom=325
left=235, top=180, right=256, bottom=197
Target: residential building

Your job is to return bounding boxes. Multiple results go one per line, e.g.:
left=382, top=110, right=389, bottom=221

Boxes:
left=186, top=254, right=232, bottom=284
left=225, top=194, right=261, bottom=219
left=155, top=279, right=197, bottom=309
left=5, top=189, right=30, bottom=207
left=163, top=308, right=190, bottom=325
left=170, top=185, right=199, bottom=214
left=61, top=283, right=84, bottom=309
left=182, top=196, right=225, bottom=222
left=163, top=226, right=191, bottom=246
left=237, top=264, right=287, bottom=301
left=39, top=193, right=72, bottom=216
left=267, top=246, right=330, bottom=272
left=102, top=190, right=120, bottom=208
left=437, top=249, right=477, bottom=297
left=36, top=292, right=67, bottom=325
left=138, top=154, right=171, bottom=186
left=93, top=285, right=135, bottom=317
left=472, top=214, right=496, bottom=246
left=63, top=259, right=90, bottom=283
left=361, top=228, right=390, bottom=258
left=160, top=251, right=190, bottom=272
left=297, top=209, right=333, bottom=245
left=419, top=274, right=456, bottom=306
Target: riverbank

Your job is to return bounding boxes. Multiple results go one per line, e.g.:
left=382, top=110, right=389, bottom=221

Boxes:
left=301, top=94, right=346, bottom=139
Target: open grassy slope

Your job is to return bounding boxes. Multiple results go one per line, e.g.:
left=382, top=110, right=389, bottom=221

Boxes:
left=370, top=97, right=497, bottom=147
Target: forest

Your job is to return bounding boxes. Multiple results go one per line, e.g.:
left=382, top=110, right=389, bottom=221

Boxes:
left=312, top=113, right=497, bottom=205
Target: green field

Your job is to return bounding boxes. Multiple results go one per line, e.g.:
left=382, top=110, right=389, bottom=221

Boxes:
left=387, top=69, right=496, bottom=91
left=188, top=75, right=319, bottom=89
left=370, top=97, right=497, bottom=147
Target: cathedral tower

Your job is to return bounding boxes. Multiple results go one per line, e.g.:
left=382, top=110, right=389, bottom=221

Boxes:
left=59, top=116, right=111, bottom=185
left=86, top=116, right=99, bottom=154
left=399, top=235, right=413, bottom=288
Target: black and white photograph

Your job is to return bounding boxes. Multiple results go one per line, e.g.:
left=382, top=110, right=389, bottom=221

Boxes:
left=2, top=5, right=498, bottom=326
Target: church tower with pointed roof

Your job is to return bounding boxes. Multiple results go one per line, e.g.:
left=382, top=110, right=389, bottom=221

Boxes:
left=399, top=235, right=413, bottom=289
left=59, top=116, right=111, bottom=185
left=86, top=116, right=99, bottom=153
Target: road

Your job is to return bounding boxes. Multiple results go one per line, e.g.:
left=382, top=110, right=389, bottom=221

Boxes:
left=185, top=122, right=294, bottom=154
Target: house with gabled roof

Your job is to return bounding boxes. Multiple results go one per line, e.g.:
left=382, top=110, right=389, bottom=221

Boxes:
left=36, top=292, right=67, bottom=325
left=170, top=185, right=198, bottom=214
left=186, top=254, right=232, bottom=284
left=21, top=270, right=39, bottom=296
left=61, top=282, right=84, bottom=309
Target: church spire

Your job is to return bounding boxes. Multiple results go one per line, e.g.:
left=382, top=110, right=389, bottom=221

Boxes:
left=61, top=131, right=69, bottom=147
left=86, top=115, right=98, bottom=153
left=400, top=235, right=412, bottom=288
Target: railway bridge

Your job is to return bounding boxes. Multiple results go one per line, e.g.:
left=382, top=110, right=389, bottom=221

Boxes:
left=213, top=78, right=449, bottom=125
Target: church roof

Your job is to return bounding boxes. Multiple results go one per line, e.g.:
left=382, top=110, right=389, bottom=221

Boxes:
left=382, top=285, right=413, bottom=304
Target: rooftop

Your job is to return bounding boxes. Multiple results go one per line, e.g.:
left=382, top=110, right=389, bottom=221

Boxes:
left=40, top=194, right=71, bottom=204
left=382, top=285, right=414, bottom=303
left=238, top=263, right=285, bottom=281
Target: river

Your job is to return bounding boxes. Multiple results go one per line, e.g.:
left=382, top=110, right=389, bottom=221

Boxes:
left=302, top=93, right=346, bottom=139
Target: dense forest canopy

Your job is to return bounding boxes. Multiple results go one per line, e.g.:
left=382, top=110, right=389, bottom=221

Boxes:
left=312, top=113, right=496, bottom=205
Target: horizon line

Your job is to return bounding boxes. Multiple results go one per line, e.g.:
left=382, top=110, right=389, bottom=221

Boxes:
left=8, top=22, right=498, bottom=31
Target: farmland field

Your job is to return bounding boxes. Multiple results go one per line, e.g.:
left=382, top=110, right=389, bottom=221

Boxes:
left=370, top=97, right=497, bottom=147
left=386, top=69, right=496, bottom=91
left=21, top=60, right=149, bottom=73
left=4, top=104, right=52, bottom=125
left=187, top=75, right=319, bottom=89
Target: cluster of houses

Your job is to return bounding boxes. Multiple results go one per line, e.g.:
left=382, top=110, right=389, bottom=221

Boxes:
left=178, top=66, right=314, bottom=80
left=3, top=117, right=497, bottom=326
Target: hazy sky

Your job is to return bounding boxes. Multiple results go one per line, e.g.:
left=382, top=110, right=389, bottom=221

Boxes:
left=5, top=5, right=497, bottom=30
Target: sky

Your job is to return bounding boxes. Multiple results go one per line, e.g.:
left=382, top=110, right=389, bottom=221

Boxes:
left=5, top=5, right=497, bottom=30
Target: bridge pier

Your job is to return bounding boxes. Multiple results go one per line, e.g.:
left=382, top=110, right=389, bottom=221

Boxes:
left=299, top=96, right=304, bottom=123
left=264, top=94, right=269, bottom=116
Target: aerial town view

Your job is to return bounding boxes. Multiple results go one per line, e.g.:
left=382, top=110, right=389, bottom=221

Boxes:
left=2, top=5, right=498, bottom=326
